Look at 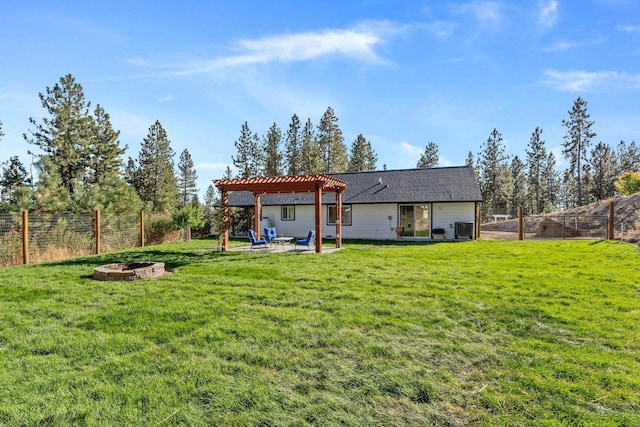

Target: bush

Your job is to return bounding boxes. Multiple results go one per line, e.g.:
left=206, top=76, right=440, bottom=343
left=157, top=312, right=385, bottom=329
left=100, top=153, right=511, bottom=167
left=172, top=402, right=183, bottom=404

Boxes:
left=145, top=215, right=180, bottom=245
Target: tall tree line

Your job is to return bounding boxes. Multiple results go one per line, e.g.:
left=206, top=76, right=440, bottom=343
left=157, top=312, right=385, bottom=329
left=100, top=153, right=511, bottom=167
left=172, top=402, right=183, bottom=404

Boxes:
left=0, top=74, right=199, bottom=215
left=231, top=107, right=378, bottom=178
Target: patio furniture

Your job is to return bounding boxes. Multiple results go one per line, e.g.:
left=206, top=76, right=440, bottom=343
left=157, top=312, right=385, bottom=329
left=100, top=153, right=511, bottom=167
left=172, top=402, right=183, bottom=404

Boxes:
left=248, top=230, right=268, bottom=250
left=263, top=227, right=278, bottom=244
left=295, top=230, right=315, bottom=250
left=273, top=236, right=293, bottom=251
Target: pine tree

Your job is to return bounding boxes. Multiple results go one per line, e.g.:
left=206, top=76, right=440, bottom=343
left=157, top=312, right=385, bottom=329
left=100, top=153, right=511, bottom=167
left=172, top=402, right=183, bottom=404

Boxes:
left=89, top=104, right=125, bottom=185
left=348, top=134, right=377, bottom=172
left=417, top=142, right=439, bottom=168
left=617, top=140, right=640, bottom=174
left=135, top=120, right=178, bottom=212
left=25, top=74, right=94, bottom=202
left=510, top=156, right=526, bottom=216
left=477, top=129, right=509, bottom=217
left=466, top=151, right=474, bottom=168
left=285, top=114, right=302, bottom=175
left=317, top=107, right=348, bottom=173
left=300, top=118, right=322, bottom=175
left=0, top=156, right=32, bottom=211
left=525, top=127, right=547, bottom=214
left=589, top=142, right=617, bottom=201
left=562, top=97, right=596, bottom=207
left=177, top=149, right=198, bottom=207
left=0, top=120, right=3, bottom=140
left=541, top=152, right=560, bottom=212
left=263, top=123, right=283, bottom=176
left=232, top=122, right=263, bottom=178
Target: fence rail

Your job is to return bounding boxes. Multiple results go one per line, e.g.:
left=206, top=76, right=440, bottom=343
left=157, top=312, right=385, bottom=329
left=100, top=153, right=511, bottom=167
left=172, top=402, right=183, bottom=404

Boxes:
left=0, top=211, right=185, bottom=268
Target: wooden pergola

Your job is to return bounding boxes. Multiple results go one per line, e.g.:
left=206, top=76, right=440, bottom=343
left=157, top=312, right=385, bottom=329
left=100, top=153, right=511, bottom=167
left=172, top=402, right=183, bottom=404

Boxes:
left=213, top=174, right=348, bottom=253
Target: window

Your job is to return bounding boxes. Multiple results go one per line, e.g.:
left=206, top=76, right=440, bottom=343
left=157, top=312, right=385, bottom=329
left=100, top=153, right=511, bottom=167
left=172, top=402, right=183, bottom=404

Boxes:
left=281, top=205, right=295, bottom=221
left=327, top=205, right=352, bottom=226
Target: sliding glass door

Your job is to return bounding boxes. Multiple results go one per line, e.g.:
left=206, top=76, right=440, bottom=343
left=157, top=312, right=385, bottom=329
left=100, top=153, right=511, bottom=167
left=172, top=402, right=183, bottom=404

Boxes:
left=399, top=204, right=431, bottom=237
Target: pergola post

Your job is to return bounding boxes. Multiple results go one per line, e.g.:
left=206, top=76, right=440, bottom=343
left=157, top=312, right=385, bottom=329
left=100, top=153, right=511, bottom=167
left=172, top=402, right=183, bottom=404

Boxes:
left=315, top=185, right=323, bottom=253
left=222, top=190, right=229, bottom=251
left=336, top=190, right=343, bottom=248
left=254, top=194, right=261, bottom=238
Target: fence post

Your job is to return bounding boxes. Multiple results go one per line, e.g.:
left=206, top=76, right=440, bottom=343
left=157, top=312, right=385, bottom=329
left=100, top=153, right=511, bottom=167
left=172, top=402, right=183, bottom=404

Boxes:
left=476, top=204, right=481, bottom=239
left=140, top=210, right=145, bottom=247
left=22, top=210, right=29, bottom=265
left=518, top=206, right=524, bottom=240
left=95, top=210, right=101, bottom=254
left=608, top=201, right=615, bottom=240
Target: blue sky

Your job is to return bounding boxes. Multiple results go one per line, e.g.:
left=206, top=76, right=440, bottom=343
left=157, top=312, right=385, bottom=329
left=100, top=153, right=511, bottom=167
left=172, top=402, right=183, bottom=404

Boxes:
left=1, top=1, right=639, bottom=195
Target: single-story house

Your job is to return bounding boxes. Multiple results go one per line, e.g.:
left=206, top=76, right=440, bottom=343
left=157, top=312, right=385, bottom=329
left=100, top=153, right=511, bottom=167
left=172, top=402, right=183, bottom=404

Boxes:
left=224, top=166, right=482, bottom=240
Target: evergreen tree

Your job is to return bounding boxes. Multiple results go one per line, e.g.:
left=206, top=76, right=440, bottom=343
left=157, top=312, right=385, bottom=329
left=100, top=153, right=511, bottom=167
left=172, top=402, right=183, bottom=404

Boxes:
left=348, top=134, right=377, bottom=172
left=263, top=122, right=283, bottom=176
left=232, top=122, right=263, bottom=178
left=317, top=107, right=348, bottom=173
left=510, top=155, right=526, bottom=216
left=477, top=128, right=509, bottom=218
left=525, top=127, right=547, bottom=214
left=25, top=74, right=94, bottom=202
left=285, top=114, right=302, bottom=175
left=589, top=142, right=617, bottom=201
left=33, top=157, right=71, bottom=213
left=0, top=120, right=3, bottom=140
left=89, top=104, right=125, bottom=185
left=541, top=152, right=560, bottom=212
left=0, top=156, right=32, bottom=211
left=124, top=157, right=139, bottom=188
left=562, top=97, right=596, bottom=207
left=417, top=142, right=439, bottom=168
left=300, top=118, right=322, bottom=175
left=616, top=140, right=640, bottom=174
left=465, top=151, right=474, bottom=168
left=202, top=184, right=217, bottom=235
left=135, top=120, right=178, bottom=212
left=177, top=149, right=198, bottom=207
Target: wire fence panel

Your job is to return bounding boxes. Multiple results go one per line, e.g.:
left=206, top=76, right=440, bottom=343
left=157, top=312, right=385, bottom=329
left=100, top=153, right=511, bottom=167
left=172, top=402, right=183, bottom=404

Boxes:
left=27, top=213, right=95, bottom=264
left=101, top=213, right=140, bottom=252
left=481, top=214, right=610, bottom=240
left=0, top=213, right=22, bottom=267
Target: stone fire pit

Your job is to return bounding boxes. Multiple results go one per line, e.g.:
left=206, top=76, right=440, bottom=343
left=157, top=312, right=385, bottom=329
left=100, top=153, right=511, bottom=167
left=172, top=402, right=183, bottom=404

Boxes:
left=93, top=262, right=165, bottom=281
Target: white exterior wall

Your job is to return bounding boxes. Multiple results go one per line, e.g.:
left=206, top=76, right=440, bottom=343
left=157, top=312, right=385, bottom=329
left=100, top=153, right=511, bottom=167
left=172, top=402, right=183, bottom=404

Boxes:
left=431, top=202, right=477, bottom=239
left=261, top=202, right=476, bottom=240
left=261, top=204, right=399, bottom=240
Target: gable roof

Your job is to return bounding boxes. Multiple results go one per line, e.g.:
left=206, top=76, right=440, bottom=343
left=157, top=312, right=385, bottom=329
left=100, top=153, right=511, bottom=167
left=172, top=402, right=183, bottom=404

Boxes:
left=225, top=166, right=482, bottom=207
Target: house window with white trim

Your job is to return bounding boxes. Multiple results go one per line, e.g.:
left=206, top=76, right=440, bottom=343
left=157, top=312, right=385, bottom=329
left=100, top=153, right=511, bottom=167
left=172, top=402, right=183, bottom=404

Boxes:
left=281, top=205, right=295, bottom=221
left=327, top=205, right=352, bottom=226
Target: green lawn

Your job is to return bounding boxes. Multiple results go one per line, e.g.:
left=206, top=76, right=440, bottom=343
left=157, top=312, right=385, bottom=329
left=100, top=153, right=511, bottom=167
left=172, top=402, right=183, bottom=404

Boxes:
left=0, top=239, right=638, bottom=426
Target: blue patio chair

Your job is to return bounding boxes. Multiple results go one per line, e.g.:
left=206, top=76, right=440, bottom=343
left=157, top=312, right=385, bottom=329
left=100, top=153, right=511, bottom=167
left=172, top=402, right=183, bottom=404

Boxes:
left=295, top=230, right=315, bottom=250
left=263, top=227, right=278, bottom=244
left=248, top=230, right=267, bottom=251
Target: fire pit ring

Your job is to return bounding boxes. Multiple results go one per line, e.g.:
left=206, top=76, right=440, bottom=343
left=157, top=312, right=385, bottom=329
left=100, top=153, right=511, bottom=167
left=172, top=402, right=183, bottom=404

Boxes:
left=93, top=262, right=165, bottom=281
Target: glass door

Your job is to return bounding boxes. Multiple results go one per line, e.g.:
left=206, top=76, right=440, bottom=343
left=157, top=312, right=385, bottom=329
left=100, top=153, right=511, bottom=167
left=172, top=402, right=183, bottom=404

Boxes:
left=399, top=204, right=431, bottom=237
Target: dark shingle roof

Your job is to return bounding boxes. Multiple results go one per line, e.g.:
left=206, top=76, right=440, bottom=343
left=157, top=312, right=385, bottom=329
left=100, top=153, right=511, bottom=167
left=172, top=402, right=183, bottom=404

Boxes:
left=225, top=166, right=482, bottom=206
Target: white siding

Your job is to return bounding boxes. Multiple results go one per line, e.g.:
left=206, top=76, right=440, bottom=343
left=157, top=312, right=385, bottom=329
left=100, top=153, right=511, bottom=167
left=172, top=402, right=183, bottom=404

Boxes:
left=431, top=202, right=476, bottom=239
left=261, top=204, right=399, bottom=240
left=261, top=202, right=476, bottom=240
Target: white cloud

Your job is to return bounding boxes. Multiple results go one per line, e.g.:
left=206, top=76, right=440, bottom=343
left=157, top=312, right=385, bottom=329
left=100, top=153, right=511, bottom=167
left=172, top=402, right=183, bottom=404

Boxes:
left=538, top=0, right=558, bottom=27
left=541, top=40, right=575, bottom=52
left=400, top=141, right=423, bottom=159
left=617, top=25, right=640, bottom=32
left=542, top=69, right=640, bottom=92
left=452, top=1, right=502, bottom=27
left=148, top=22, right=402, bottom=77
left=157, top=95, right=175, bottom=103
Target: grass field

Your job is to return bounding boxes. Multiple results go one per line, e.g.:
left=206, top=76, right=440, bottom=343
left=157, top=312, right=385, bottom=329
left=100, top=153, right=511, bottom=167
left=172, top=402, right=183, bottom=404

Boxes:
left=0, top=239, right=639, bottom=426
